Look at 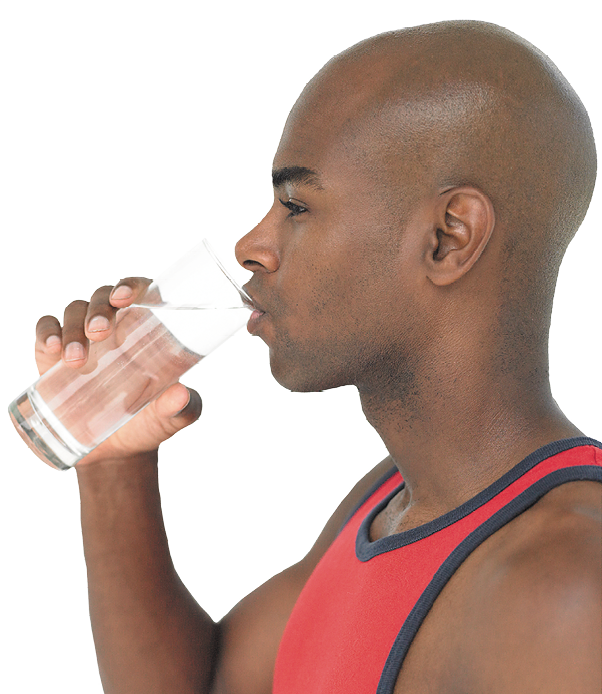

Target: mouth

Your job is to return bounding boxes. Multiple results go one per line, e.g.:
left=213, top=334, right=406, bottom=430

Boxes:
left=241, top=285, right=267, bottom=334
left=246, top=307, right=267, bottom=335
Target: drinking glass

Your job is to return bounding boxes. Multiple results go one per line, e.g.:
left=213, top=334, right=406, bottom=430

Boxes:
left=9, top=239, right=252, bottom=470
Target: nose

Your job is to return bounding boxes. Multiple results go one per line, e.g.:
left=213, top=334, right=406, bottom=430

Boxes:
left=235, top=213, right=280, bottom=273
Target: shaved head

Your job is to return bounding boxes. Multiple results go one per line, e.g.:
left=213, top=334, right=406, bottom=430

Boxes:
left=278, top=20, right=596, bottom=365
left=291, top=21, right=596, bottom=246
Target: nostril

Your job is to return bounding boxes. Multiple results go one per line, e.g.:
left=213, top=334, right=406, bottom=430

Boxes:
left=243, top=259, right=266, bottom=271
left=235, top=223, right=280, bottom=273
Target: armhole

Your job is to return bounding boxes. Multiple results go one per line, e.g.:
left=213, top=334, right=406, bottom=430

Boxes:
left=375, top=464, right=602, bottom=694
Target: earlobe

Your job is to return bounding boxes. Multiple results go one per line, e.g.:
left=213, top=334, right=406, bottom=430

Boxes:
left=427, top=187, right=495, bottom=287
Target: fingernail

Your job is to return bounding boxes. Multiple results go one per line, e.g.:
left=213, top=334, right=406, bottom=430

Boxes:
left=173, top=392, right=191, bottom=416
left=88, top=316, right=110, bottom=333
left=111, top=285, right=133, bottom=301
left=45, top=335, right=62, bottom=351
left=64, top=342, right=85, bottom=362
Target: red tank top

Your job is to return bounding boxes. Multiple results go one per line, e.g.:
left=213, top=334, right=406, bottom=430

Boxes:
left=273, top=437, right=602, bottom=694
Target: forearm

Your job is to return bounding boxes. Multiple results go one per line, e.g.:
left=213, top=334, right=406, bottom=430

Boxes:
left=77, top=452, right=217, bottom=694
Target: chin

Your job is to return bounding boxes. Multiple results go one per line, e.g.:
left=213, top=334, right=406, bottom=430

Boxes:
left=268, top=350, right=351, bottom=394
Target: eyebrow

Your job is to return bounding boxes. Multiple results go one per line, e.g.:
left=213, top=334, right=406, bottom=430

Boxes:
left=272, top=166, right=324, bottom=191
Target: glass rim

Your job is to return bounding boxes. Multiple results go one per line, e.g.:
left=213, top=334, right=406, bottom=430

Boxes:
left=202, top=238, right=254, bottom=307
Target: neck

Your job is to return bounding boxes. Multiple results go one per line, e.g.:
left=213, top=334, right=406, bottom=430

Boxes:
left=358, top=350, right=582, bottom=529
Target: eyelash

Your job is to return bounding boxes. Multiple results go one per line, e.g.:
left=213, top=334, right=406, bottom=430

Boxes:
left=279, top=198, right=307, bottom=218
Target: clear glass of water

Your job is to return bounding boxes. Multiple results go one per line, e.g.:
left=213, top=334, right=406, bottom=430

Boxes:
left=9, top=239, right=252, bottom=471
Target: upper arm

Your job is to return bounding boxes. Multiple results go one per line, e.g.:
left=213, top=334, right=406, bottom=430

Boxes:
left=210, top=457, right=394, bottom=694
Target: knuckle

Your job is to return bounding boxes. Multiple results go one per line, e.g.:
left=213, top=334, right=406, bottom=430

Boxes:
left=122, top=277, right=152, bottom=289
left=89, top=285, right=114, bottom=300
left=36, top=314, right=57, bottom=330
left=66, top=299, right=88, bottom=312
left=89, top=285, right=116, bottom=311
left=36, top=316, right=60, bottom=338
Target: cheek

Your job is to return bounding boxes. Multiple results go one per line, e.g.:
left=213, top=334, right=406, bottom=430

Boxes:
left=307, top=271, right=351, bottom=316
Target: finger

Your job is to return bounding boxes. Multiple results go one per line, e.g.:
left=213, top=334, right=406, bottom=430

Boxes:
left=36, top=315, right=63, bottom=356
left=61, top=300, right=90, bottom=367
left=154, top=384, right=202, bottom=428
left=109, top=277, right=153, bottom=308
left=85, top=285, right=118, bottom=341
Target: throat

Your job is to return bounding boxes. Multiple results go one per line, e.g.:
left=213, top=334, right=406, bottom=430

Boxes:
left=360, top=385, right=585, bottom=541
left=369, top=485, right=424, bottom=540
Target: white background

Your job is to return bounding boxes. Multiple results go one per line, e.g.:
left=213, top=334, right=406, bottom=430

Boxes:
left=0, top=2, right=599, bottom=691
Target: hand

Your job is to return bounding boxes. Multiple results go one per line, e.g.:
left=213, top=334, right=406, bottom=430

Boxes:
left=34, top=278, right=202, bottom=467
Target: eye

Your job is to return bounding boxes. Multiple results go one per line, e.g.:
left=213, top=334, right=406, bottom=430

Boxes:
left=279, top=198, right=307, bottom=218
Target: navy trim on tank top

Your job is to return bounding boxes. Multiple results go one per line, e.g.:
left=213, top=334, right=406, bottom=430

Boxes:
left=356, top=436, right=601, bottom=561
left=376, top=463, right=602, bottom=694
left=337, top=465, right=399, bottom=537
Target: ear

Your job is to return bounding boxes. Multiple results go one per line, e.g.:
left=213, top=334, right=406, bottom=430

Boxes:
left=425, top=186, right=495, bottom=286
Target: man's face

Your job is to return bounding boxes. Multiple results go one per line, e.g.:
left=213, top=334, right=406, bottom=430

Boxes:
left=235, top=81, right=431, bottom=394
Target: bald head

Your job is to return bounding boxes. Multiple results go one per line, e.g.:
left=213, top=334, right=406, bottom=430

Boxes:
left=291, top=21, right=595, bottom=249
left=278, top=21, right=596, bottom=357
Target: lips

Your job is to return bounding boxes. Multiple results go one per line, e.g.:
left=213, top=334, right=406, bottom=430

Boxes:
left=242, top=285, right=267, bottom=334
left=246, top=307, right=267, bottom=335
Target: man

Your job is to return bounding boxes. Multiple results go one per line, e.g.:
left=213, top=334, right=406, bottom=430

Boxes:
left=34, top=20, right=600, bottom=694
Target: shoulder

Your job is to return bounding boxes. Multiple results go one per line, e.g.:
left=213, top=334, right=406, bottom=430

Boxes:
left=300, top=455, right=396, bottom=566
left=212, top=456, right=396, bottom=694
left=462, top=480, right=601, bottom=693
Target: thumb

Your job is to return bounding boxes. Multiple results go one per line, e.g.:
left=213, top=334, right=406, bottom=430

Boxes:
left=154, top=383, right=202, bottom=429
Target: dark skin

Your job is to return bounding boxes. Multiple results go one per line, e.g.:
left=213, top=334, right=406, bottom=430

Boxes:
left=34, top=21, right=600, bottom=694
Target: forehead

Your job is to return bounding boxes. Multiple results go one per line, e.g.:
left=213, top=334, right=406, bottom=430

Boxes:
left=272, top=81, right=384, bottom=193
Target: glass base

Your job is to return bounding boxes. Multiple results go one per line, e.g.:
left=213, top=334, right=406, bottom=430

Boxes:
left=9, top=389, right=91, bottom=471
